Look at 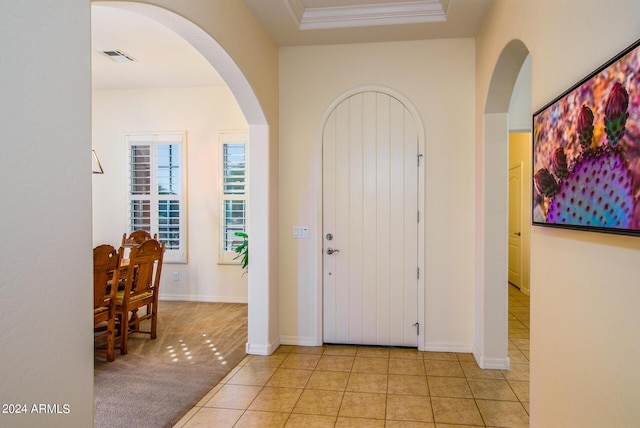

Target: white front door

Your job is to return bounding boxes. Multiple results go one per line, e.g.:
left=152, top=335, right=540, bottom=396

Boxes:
left=508, top=162, right=523, bottom=288
left=323, top=91, right=420, bottom=347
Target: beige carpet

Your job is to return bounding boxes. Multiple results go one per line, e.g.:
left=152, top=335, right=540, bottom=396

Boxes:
left=94, top=301, right=248, bottom=428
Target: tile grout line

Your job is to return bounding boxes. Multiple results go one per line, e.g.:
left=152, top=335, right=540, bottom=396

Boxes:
left=232, top=351, right=283, bottom=426
left=284, top=349, right=316, bottom=425
left=334, top=351, right=352, bottom=423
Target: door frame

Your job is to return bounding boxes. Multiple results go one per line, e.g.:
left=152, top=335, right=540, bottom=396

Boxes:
left=313, top=85, right=426, bottom=350
left=508, top=161, right=524, bottom=288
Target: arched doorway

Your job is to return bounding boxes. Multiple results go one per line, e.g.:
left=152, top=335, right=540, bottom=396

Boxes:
left=92, top=1, right=274, bottom=355
left=477, top=39, right=530, bottom=369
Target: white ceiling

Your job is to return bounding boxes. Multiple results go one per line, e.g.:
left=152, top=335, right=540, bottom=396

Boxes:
left=91, top=0, right=493, bottom=90
left=91, top=5, right=225, bottom=90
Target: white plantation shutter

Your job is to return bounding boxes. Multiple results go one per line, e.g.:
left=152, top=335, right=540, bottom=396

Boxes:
left=127, top=132, right=187, bottom=263
left=219, top=132, right=248, bottom=263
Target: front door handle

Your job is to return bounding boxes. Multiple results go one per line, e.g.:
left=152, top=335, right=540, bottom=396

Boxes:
left=326, top=248, right=340, bottom=255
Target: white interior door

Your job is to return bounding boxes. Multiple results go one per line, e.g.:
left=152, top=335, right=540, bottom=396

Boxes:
left=323, top=91, right=419, bottom=347
left=508, top=162, right=523, bottom=288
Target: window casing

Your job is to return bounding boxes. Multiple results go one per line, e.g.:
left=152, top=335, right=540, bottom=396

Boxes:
left=219, top=131, right=248, bottom=263
left=126, top=132, right=187, bottom=263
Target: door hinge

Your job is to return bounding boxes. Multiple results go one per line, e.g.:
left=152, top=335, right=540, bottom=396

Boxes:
left=413, top=322, right=420, bottom=335
left=417, top=153, right=423, bottom=166
left=417, top=210, right=420, bottom=223
left=417, top=267, right=420, bottom=279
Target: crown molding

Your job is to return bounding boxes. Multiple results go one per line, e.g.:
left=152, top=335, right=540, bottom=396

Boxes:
left=286, top=0, right=449, bottom=30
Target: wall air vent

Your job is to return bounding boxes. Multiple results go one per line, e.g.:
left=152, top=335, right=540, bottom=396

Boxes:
left=101, top=50, right=136, bottom=63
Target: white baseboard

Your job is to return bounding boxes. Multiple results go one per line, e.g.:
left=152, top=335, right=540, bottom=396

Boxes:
left=472, top=345, right=511, bottom=370
left=279, top=335, right=323, bottom=347
left=159, top=294, right=248, bottom=304
left=246, top=340, right=280, bottom=356
left=424, top=342, right=474, bottom=353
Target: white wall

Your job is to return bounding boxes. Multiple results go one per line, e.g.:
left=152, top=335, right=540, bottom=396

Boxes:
left=92, top=86, right=248, bottom=302
left=0, top=1, right=93, bottom=427
left=509, top=55, right=532, bottom=132
left=476, top=0, right=640, bottom=425
left=279, top=39, right=477, bottom=350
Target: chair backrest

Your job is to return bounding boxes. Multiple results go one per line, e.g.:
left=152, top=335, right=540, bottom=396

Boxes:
left=123, top=239, right=165, bottom=299
left=93, top=245, right=122, bottom=310
left=121, top=230, right=157, bottom=248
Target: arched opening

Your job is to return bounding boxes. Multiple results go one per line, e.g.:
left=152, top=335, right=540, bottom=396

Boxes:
left=476, top=39, right=530, bottom=369
left=93, top=2, right=277, bottom=424
left=91, top=1, right=272, bottom=356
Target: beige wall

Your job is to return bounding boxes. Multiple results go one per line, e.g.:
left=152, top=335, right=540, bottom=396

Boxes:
left=476, top=0, right=640, bottom=425
left=279, top=39, right=477, bottom=350
left=0, top=1, right=93, bottom=427
left=92, top=86, right=249, bottom=302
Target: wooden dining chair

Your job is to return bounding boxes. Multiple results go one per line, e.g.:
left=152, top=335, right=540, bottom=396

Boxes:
left=115, top=239, right=165, bottom=355
left=121, top=230, right=158, bottom=248
left=93, top=244, right=122, bottom=362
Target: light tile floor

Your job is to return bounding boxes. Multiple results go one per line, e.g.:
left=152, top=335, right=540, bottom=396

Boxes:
left=175, top=284, right=530, bottom=427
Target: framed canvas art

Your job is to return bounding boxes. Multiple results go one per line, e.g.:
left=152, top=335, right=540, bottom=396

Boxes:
left=533, top=38, right=640, bottom=236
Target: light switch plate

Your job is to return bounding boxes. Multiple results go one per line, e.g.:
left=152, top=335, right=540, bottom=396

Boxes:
left=293, top=226, right=310, bottom=239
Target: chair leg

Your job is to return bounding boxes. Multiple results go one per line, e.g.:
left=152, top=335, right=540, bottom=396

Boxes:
left=150, top=303, right=157, bottom=339
left=106, top=314, right=115, bottom=362
left=129, top=309, right=140, bottom=331
left=120, top=312, right=129, bottom=355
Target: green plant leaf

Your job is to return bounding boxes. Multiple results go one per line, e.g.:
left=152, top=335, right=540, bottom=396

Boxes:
left=233, top=231, right=248, bottom=271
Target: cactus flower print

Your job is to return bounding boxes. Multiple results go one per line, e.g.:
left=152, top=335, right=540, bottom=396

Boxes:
left=534, top=82, right=636, bottom=229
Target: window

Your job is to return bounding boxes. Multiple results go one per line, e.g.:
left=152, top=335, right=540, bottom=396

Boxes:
left=219, top=131, right=248, bottom=263
left=126, top=132, right=187, bottom=263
